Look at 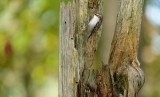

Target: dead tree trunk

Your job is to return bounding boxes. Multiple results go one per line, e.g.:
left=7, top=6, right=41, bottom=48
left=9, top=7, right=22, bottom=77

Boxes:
left=59, top=0, right=145, bottom=97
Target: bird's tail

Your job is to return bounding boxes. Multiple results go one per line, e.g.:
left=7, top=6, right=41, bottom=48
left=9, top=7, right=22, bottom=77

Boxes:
left=87, top=33, right=93, bottom=41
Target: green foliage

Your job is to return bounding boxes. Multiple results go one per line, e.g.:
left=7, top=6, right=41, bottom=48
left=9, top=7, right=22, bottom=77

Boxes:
left=0, top=0, right=59, bottom=97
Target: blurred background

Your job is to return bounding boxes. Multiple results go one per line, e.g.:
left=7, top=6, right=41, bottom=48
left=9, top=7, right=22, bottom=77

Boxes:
left=0, top=0, right=160, bottom=97
left=139, top=0, right=160, bottom=97
left=0, top=0, right=59, bottom=97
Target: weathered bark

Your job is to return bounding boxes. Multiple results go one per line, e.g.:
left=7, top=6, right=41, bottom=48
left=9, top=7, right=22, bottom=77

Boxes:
left=59, top=0, right=145, bottom=97
left=109, top=0, right=145, bottom=96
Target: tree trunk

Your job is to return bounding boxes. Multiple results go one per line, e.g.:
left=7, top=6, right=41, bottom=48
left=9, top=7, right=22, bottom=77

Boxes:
left=59, top=0, right=145, bottom=97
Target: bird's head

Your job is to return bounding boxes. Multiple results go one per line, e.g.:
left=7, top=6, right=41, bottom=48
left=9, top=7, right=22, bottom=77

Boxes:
left=95, top=13, right=103, bottom=20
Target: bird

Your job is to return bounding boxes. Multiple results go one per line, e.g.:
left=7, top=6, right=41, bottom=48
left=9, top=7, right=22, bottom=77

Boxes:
left=87, top=13, right=103, bottom=40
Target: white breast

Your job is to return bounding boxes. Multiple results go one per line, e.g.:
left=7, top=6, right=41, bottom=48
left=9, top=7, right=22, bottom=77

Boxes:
left=87, top=15, right=99, bottom=33
left=88, top=15, right=99, bottom=27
